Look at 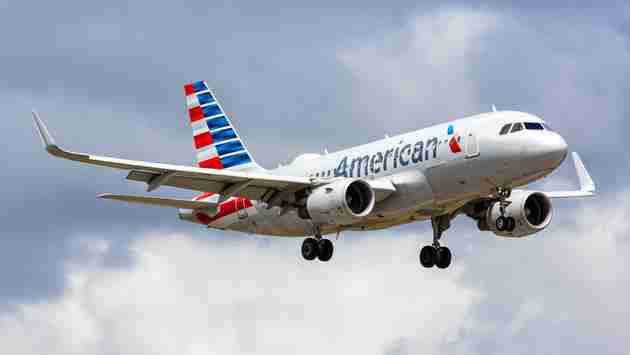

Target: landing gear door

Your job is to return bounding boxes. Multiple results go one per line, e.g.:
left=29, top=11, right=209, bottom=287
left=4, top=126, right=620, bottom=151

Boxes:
left=465, top=130, right=480, bottom=158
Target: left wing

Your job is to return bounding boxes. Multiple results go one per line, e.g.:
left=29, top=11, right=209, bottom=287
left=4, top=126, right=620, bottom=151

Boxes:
left=32, top=111, right=396, bottom=205
left=32, top=111, right=311, bottom=203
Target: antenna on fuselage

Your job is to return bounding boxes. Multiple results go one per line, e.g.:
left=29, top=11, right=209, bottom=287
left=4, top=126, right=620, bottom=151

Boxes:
left=492, top=105, right=498, bottom=112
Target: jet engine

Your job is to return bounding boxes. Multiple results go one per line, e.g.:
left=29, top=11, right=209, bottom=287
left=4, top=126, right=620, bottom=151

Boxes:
left=298, top=179, right=375, bottom=225
left=483, top=191, right=553, bottom=238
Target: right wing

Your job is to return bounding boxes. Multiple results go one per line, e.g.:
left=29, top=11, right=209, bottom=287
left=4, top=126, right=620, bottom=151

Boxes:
left=522, top=152, right=596, bottom=199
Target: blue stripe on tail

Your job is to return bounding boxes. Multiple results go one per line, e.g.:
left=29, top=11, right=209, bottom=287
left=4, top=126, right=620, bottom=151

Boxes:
left=220, top=152, right=252, bottom=168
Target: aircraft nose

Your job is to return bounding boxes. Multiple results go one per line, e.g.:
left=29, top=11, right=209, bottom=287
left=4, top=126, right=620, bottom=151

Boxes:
left=534, top=132, right=568, bottom=167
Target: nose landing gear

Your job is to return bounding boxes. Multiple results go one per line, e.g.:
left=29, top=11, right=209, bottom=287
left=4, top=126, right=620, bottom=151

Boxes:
left=495, top=187, right=516, bottom=232
left=420, top=215, right=452, bottom=269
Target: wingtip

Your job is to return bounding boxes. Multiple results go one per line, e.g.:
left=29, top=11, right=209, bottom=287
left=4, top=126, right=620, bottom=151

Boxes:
left=31, top=109, right=56, bottom=148
left=571, top=151, right=596, bottom=193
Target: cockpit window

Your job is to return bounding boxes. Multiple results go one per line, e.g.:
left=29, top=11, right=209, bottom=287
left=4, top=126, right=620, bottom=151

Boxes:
left=524, top=122, right=544, bottom=130
left=511, top=122, right=523, bottom=133
left=499, top=123, right=512, bottom=135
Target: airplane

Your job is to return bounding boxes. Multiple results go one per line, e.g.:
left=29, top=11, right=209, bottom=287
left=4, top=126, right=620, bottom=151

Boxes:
left=32, top=80, right=596, bottom=269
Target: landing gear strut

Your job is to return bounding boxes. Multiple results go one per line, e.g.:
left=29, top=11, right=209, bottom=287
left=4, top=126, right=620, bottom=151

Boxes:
left=419, top=215, right=452, bottom=269
left=495, top=187, right=516, bottom=232
left=301, top=234, right=334, bottom=262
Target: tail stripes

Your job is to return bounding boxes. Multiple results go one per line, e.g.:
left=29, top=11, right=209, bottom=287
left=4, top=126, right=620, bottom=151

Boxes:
left=184, top=81, right=262, bottom=171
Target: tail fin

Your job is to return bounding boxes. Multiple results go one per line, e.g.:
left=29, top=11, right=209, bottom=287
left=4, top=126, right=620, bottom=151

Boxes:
left=184, top=81, right=263, bottom=171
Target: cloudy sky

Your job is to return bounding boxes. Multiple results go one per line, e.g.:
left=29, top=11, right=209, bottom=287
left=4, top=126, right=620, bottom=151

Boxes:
left=0, top=1, right=629, bottom=354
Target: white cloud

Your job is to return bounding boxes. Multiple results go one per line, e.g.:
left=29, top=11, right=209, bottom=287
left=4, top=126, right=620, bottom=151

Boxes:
left=0, top=232, right=481, bottom=355
left=1, top=189, right=629, bottom=355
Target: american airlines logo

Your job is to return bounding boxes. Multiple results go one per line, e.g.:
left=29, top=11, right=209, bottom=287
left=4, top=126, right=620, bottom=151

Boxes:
left=333, top=125, right=462, bottom=178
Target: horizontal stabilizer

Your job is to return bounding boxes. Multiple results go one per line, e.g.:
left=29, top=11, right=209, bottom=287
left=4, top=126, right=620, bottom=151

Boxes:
left=99, top=193, right=217, bottom=211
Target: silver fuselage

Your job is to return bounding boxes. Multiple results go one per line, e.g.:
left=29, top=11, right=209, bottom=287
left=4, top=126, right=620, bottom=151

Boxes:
left=184, top=111, right=567, bottom=236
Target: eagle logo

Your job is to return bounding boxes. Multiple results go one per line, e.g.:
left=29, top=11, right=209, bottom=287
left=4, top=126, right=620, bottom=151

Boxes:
left=447, top=125, right=462, bottom=153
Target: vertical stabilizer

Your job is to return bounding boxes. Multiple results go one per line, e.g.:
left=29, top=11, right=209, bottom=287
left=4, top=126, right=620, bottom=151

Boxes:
left=184, top=81, right=264, bottom=171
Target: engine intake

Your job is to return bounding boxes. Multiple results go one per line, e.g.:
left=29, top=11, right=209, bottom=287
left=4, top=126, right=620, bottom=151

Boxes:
left=485, top=191, right=552, bottom=238
left=300, top=179, right=375, bottom=225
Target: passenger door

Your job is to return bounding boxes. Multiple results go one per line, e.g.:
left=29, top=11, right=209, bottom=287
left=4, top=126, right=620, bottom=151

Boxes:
left=465, top=130, right=480, bottom=158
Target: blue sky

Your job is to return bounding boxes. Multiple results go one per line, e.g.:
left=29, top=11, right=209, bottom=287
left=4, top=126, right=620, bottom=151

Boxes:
left=0, top=1, right=628, bottom=354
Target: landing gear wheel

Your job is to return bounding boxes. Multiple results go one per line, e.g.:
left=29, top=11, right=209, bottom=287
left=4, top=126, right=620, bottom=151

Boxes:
left=301, top=238, right=319, bottom=260
left=419, top=245, right=436, bottom=268
left=317, top=239, right=334, bottom=262
left=506, top=217, right=516, bottom=232
left=435, top=247, right=452, bottom=269
left=496, top=216, right=508, bottom=231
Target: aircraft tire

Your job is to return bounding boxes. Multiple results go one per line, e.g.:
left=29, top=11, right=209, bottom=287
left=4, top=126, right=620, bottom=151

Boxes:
left=496, top=216, right=508, bottom=231
left=301, top=238, right=319, bottom=260
left=435, top=247, right=451, bottom=269
left=419, top=245, right=436, bottom=268
left=317, top=239, right=334, bottom=262
left=506, top=217, right=516, bottom=232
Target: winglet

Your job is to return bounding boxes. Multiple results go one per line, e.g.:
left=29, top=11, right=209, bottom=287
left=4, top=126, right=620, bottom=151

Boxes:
left=31, top=110, right=90, bottom=161
left=32, top=110, right=56, bottom=149
left=572, top=152, right=595, bottom=193
left=543, top=152, right=596, bottom=199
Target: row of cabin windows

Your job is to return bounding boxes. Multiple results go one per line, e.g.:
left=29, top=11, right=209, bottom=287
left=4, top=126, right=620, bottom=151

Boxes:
left=310, top=170, right=332, bottom=178
left=499, top=122, right=550, bottom=135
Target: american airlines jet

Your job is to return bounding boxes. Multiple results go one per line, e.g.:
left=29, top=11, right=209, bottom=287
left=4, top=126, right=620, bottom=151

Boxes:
left=32, top=80, right=596, bottom=269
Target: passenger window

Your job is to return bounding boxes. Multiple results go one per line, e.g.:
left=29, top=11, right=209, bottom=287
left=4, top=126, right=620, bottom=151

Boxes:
left=511, top=123, right=523, bottom=133
left=499, top=124, right=512, bottom=135
left=525, top=122, right=544, bottom=130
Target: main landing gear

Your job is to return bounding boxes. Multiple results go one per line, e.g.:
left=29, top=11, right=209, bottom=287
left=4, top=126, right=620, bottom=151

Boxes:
left=301, top=236, right=334, bottom=262
left=495, top=187, right=516, bottom=233
left=420, top=215, right=452, bottom=269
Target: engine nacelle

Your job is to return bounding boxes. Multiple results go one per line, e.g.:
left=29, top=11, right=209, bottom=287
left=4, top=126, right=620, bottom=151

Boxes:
left=485, top=191, right=553, bottom=238
left=300, top=179, right=375, bottom=225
